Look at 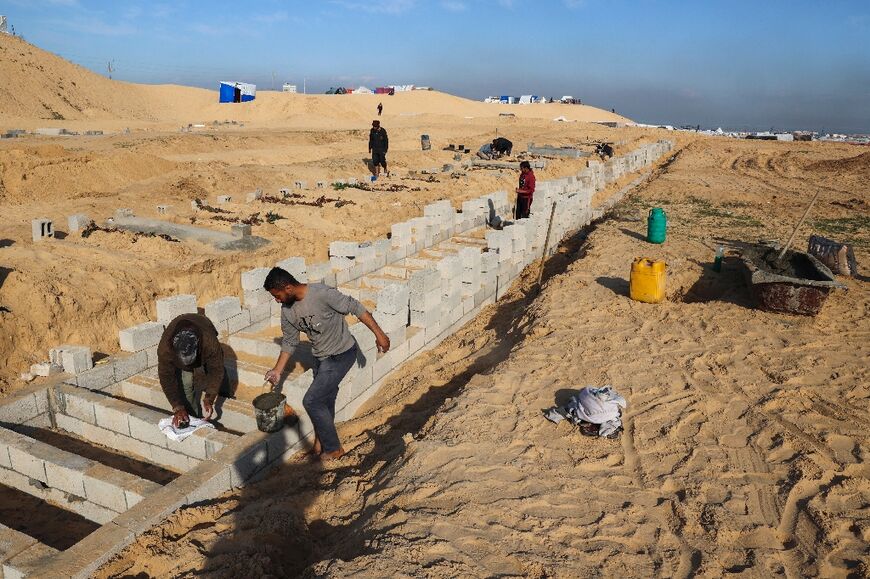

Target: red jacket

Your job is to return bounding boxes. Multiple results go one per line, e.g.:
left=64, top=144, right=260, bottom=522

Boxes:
left=518, top=170, right=535, bottom=197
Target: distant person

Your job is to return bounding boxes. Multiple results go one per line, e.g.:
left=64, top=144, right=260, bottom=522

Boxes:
left=492, top=137, right=513, bottom=157
left=157, top=314, right=232, bottom=428
left=377, top=102, right=383, bottom=116
left=263, top=267, right=390, bottom=461
left=369, top=120, right=389, bottom=179
left=515, top=160, right=536, bottom=219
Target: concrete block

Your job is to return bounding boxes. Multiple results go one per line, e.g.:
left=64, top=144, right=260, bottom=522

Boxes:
left=76, top=362, right=116, bottom=391
left=156, top=294, right=197, bottom=325
left=3, top=542, right=58, bottom=579
left=349, top=322, right=376, bottom=353
left=82, top=464, right=128, bottom=512
left=241, top=268, right=271, bottom=291
left=44, top=452, right=91, bottom=496
left=7, top=442, right=47, bottom=483
left=329, top=240, right=359, bottom=258
left=217, top=195, right=232, bottom=204
left=294, top=180, right=307, bottom=189
left=29, top=362, right=61, bottom=377
left=247, top=302, right=271, bottom=324
left=112, top=351, right=148, bottom=382
left=246, top=188, right=263, bottom=202
left=94, top=399, right=131, bottom=435
left=115, top=208, right=134, bottom=219
left=373, top=309, right=407, bottom=333
left=119, top=321, right=165, bottom=353
left=276, top=257, right=307, bottom=281
left=330, top=256, right=354, bottom=271
left=204, top=296, right=242, bottom=325
left=231, top=223, right=251, bottom=238
left=183, top=461, right=233, bottom=505
left=408, top=268, right=440, bottom=296
left=227, top=309, right=253, bottom=334
left=410, top=307, right=441, bottom=329
left=51, top=345, right=93, bottom=374
left=376, top=284, right=410, bottom=315
left=407, top=326, right=425, bottom=355
left=67, top=213, right=90, bottom=232
left=157, top=204, right=171, bottom=215
left=410, top=287, right=442, bottom=311
left=373, top=352, right=396, bottom=384
left=150, top=445, right=196, bottom=473
left=243, top=288, right=272, bottom=306
left=31, top=218, right=54, bottom=242
left=145, top=345, right=159, bottom=368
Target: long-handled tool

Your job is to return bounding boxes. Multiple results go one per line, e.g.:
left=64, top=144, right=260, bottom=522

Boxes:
left=534, top=202, right=558, bottom=293
left=778, top=190, right=821, bottom=261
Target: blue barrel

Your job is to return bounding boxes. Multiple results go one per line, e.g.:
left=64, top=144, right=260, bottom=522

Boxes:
left=647, top=207, right=667, bottom=244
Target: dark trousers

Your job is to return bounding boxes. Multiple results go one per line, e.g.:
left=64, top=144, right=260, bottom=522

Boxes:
left=302, top=344, right=358, bottom=453
left=176, top=368, right=232, bottom=418
left=516, top=195, right=532, bottom=219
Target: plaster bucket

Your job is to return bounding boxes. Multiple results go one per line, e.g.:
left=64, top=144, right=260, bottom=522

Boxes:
left=253, top=387, right=286, bottom=433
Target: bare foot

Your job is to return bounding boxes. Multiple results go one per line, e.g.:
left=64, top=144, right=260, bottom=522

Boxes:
left=319, top=448, right=346, bottom=462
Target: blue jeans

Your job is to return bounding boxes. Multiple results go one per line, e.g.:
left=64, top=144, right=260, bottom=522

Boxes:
left=302, top=344, right=358, bottom=453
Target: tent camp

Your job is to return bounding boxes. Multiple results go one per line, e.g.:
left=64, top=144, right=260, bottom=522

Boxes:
left=219, top=81, right=256, bottom=103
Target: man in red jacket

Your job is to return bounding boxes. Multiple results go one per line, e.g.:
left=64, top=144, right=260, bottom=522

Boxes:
left=515, top=160, right=535, bottom=219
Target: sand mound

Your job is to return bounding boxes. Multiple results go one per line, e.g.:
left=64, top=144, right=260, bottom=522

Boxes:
left=0, top=34, right=629, bottom=127
left=808, top=151, right=870, bottom=172
left=0, top=145, right=177, bottom=203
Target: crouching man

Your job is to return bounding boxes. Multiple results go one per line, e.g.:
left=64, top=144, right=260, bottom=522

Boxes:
left=263, top=267, right=390, bottom=461
left=158, top=313, right=231, bottom=428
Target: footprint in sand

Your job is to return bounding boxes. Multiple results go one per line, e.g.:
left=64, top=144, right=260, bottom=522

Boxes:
left=825, top=433, right=858, bottom=464
left=719, top=426, right=754, bottom=448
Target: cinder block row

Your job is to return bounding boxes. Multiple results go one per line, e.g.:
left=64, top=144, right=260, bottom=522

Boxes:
left=204, top=296, right=242, bottom=326
left=0, top=426, right=160, bottom=521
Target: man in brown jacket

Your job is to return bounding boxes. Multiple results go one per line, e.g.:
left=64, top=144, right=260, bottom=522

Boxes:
left=157, top=313, right=229, bottom=427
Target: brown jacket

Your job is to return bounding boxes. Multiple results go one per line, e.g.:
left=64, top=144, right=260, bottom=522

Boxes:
left=157, top=314, right=224, bottom=410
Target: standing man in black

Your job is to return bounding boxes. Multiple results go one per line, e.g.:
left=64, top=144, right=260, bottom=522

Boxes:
left=377, top=102, right=383, bottom=116
left=369, top=120, right=389, bottom=180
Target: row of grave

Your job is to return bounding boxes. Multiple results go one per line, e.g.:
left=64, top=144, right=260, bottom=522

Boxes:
left=1, top=139, right=673, bottom=577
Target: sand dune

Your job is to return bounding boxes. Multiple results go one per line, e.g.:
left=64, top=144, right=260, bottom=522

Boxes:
left=0, top=34, right=629, bottom=129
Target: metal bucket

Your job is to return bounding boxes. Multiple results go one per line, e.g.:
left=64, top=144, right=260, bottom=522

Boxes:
left=252, top=391, right=286, bottom=433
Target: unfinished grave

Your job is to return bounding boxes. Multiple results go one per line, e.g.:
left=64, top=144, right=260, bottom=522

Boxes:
left=0, top=140, right=674, bottom=578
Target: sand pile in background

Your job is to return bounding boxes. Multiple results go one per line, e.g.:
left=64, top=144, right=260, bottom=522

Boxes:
left=0, top=35, right=647, bottom=392
left=0, top=34, right=629, bottom=130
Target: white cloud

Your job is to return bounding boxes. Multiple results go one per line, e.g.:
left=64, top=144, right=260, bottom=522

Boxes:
left=441, top=1, right=467, bottom=12
left=330, top=0, right=416, bottom=14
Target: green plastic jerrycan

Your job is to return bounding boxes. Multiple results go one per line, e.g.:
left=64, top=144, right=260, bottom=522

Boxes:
left=647, top=207, right=667, bottom=244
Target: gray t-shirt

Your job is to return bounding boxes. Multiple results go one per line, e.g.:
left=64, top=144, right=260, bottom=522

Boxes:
left=280, top=284, right=367, bottom=359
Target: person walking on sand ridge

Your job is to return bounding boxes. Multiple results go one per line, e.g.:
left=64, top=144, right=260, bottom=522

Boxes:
left=369, top=119, right=389, bottom=180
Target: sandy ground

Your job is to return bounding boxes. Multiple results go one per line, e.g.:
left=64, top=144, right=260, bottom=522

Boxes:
left=96, top=140, right=869, bottom=577
left=0, top=34, right=641, bottom=393
left=2, top=34, right=869, bottom=578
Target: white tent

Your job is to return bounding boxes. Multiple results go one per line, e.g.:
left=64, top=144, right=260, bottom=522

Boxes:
left=355, top=86, right=374, bottom=94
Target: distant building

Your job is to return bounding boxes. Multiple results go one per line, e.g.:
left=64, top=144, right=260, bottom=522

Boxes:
left=282, top=83, right=297, bottom=93
left=219, top=81, right=256, bottom=103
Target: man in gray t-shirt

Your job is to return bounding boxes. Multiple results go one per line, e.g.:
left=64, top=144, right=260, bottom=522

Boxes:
left=263, top=267, right=390, bottom=461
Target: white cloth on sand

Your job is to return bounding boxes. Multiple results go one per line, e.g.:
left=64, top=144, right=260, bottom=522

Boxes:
left=158, top=416, right=214, bottom=442
left=544, top=386, right=626, bottom=438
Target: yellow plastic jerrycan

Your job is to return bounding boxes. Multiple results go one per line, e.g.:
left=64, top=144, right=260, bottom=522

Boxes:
left=629, top=257, right=667, bottom=303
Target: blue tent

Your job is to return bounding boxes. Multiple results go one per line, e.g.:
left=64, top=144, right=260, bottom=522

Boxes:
left=219, top=81, right=256, bottom=103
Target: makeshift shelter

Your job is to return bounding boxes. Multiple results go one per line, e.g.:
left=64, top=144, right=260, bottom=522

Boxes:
left=219, top=81, right=256, bottom=103
left=355, top=85, right=374, bottom=94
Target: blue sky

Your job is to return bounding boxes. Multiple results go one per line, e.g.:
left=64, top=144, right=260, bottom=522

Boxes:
left=2, top=0, right=869, bottom=132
